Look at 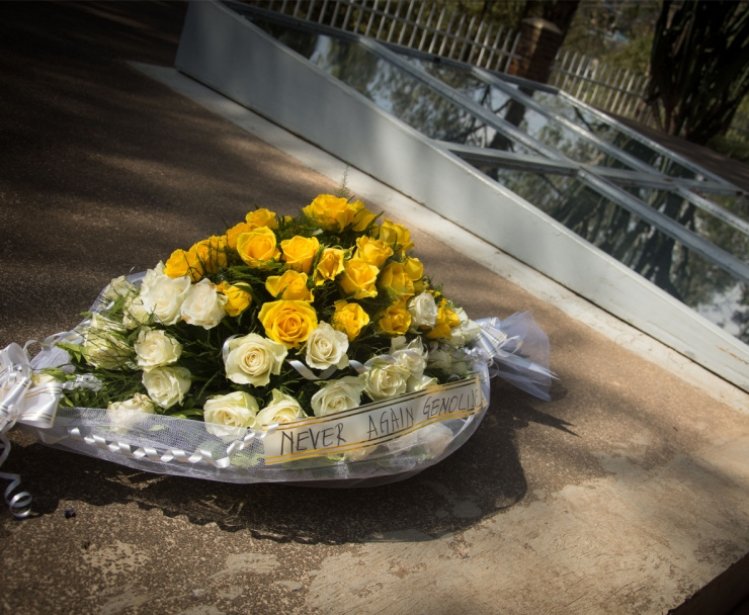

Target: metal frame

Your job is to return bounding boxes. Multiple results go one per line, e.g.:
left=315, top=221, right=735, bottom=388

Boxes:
left=357, top=30, right=749, bottom=266
left=472, top=66, right=660, bottom=175
left=555, top=90, right=744, bottom=191
left=176, top=0, right=749, bottom=391
left=443, top=142, right=749, bottom=240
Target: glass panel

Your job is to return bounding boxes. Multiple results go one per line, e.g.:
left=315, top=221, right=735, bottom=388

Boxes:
left=400, top=57, right=517, bottom=115
left=694, top=192, right=749, bottom=223
left=399, top=56, right=634, bottom=169
left=619, top=185, right=749, bottom=261
left=468, top=163, right=749, bottom=343
left=249, top=19, right=537, bottom=155
left=239, top=13, right=749, bottom=344
left=520, top=89, right=700, bottom=180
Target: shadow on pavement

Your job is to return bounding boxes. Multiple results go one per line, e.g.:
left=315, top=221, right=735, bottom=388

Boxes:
left=4, top=379, right=573, bottom=544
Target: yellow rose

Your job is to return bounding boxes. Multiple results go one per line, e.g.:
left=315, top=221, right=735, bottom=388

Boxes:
left=191, top=235, right=228, bottom=274
left=377, top=220, right=414, bottom=253
left=339, top=259, right=379, bottom=299
left=226, top=221, right=253, bottom=250
left=245, top=207, right=278, bottom=229
left=164, top=248, right=203, bottom=281
left=227, top=209, right=278, bottom=249
left=163, top=236, right=227, bottom=282
left=313, top=247, right=346, bottom=286
left=236, top=227, right=280, bottom=267
left=378, top=262, right=414, bottom=298
left=280, top=235, right=320, bottom=273
left=258, top=300, right=318, bottom=348
left=351, top=200, right=378, bottom=232
left=332, top=300, right=370, bottom=341
left=426, top=299, right=461, bottom=339
left=403, top=256, right=424, bottom=281
left=216, top=281, right=252, bottom=316
left=377, top=300, right=412, bottom=336
left=265, top=270, right=313, bottom=301
left=302, top=194, right=359, bottom=231
left=354, top=236, right=393, bottom=268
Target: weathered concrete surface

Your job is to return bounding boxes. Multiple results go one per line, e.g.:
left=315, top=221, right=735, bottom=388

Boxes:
left=1, top=3, right=748, bottom=614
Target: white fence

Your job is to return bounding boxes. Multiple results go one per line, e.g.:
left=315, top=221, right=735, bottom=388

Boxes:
left=257, top=0, right=746, bottom=141
left=260, top=0, right=520, bottom=72
left=549, top=49, right=654, bottom=124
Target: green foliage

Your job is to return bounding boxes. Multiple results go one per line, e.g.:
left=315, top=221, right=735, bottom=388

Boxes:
left=603, top=31, right=653, bottom=75
left=438, top=0, right=525, bottom=29
left=563, top=0, right=659, bottom=73
left=647, top=0, right=749, bottom=144
left=708, top=134, right=749, bottom=164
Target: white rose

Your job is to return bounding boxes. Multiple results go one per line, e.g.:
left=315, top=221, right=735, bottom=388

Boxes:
left=88, top=312, right=126, bottom=334
left=180, top=278, right=227, bottom=329
left=123, top=293, right=152, bottom=329
left=139, top=263, right=191, bottom=326
left=256, top=389, right=305, bottom=430
left=224, top=333, right=287, bottom=387
left=102, top=275, right=137, bottom=303
left=408, top=373, right=438, bottom=392
left=142, top=365, right=191, bottom=409
left=305, top=321, right=349, bottom=370
left=408, top=292, right=438, bottom=329
left=449, top=307, right=481, bottom=347
left=106, top=393, right=156, bottom=430
left=430, top=347, right=473, bottom=378
left=82, top=313, right=133, bottom=370
left=391, top=337, right=427, bottom=379
left=427, top=347, right=453, bottom=372
left=363, top=358, right=410, bottom=401
left=134, top=327, right=182, bottom=370
left=203, top=391, right=259, bottom=441
left=311, top=376, right=365, bottom=417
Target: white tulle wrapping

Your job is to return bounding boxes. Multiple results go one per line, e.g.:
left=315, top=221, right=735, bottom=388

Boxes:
left=2, top=271, right=553, bottom=488
left=26, top=359, right=491, bottom=485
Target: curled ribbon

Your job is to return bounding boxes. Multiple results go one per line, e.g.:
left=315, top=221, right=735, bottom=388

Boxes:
left=0, top=343, right=62, bottom=519
left=475, top=314, right=556, bottom=401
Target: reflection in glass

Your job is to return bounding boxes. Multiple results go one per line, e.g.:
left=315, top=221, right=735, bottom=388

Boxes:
left=242, top=14, right=748, bottom=344
left=470, top=163, right=749, bottom=343
left=400, top=56, right=516, bottom=115
left=524, top=89, right=699, bottom=179
left=697, top=192, right=749, bottom=223
left=621, top=185, right=749, bottom=261
left=250, top=19, right=537, bottom=155
left=400, top=56, right=634, bottom=169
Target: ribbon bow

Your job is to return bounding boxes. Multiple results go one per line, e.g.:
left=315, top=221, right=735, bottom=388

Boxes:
left=475, top=313, right=556, bottom=401
left=1, top=343, right=62, bottom=519
left=1, top=343, right=60, bottom=432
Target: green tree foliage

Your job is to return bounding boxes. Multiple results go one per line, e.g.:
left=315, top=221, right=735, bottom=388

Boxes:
left=647, top=0, right=749, bottom=145
left=563, top=0, right=659, bottom=72
left=516, top=0, right=580, bottom=45
left=446, top=0, right=525, bottom=27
